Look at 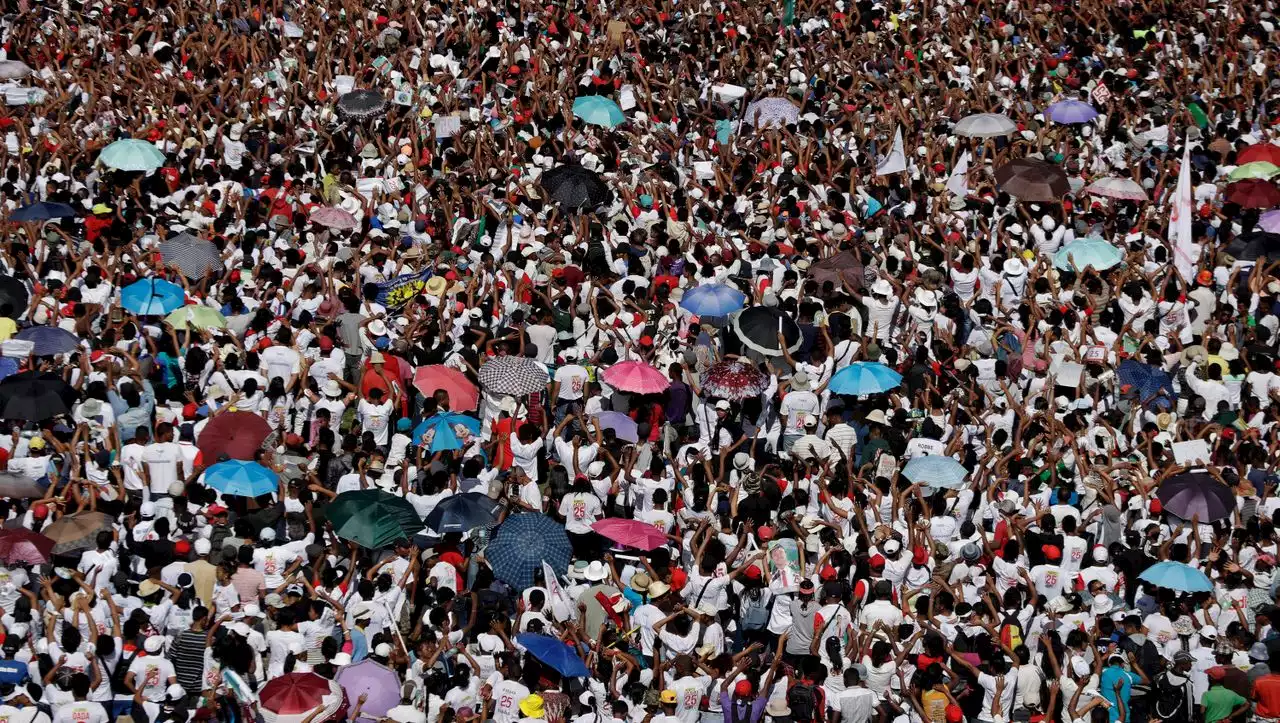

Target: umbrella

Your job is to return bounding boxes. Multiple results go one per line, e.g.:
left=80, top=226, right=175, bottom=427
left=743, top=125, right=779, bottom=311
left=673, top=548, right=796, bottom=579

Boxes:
left=198, top=411, right=273, bottom=461
left=1053, top=237, right=1125, bottom=271
left=9, top=202, right=78, bottom=222
left=412, top=366, right=479, bottom=411
left=14, top=327, right=79, bottom=356
left=309, top=206, right=360, bottom=231
left=572, top=96, right=626, bottom=128
left=591, top=518, right=668, bottom=551
left=995, top=158, right=1070, bottom=202
left=952, top=113, right=1018, bottom=138
left=478, top=356, right=549, bottom=396
left=411, top=412, right=481, bottom=452
left=0, top=472, right=45, bottom=499
left=0, top=358, right=16, bottom=383
left=260, top=673, right=345, bottom=723
left=541, top=165, right=612, bottom=211
left=424, top=492, right=501, bottom=534
left=828, top=362, right=903, bottom=395
left=731, top=306, right=802, bottom=356
left=592, top=411, right=638, bottom=443
left=120, top=278, right=186, bottom=316
left=335, top=660, right=401, bottom=722
left=43, top=511, right=113, bottom=555
left=0, top=530, right=54, bottom=565
left=1225, top=179, right=1280, bottom=209
left=1239, top=144, right=1280, bottom=166
left=1084, top=177, right=1148, bottom=202
left=0, top=372, right=77, bottom=420
left=0, top=276, right=27, bottom=315
left=336, top=90, right=387, bottom=120
left=487, top=514, right=572, bottom=589
left=1044, top=99, right=1099, bottom=124
left=742, top=98, right=799, bottom=128
left=204, top=460, right=279, bottom=497
left=165, top=305, right=228, bottom=331
left=1156, top=472, right=1235, bottom=522
left=701, top=359, right=768, bottom=401
left=679, top=284, right=747, bottom=318
left=1229, top=162, right=1280, bottom=182
left=807, top=251, right=866, bottom=293
left=159, top=233, right=222, bottom=278
left=98, top=139, right=166, bottom=172
left=1260, top=210, right=1280, bottom=234
left=0, top=61, right=31, bottom=80
left=1116, top=359, right=1175, bottom=409
left=1226, top=231, right=1280, bottom=262
left=1138, top=560, right=1213, bottom=593
left=327, top=490, right=424, bottom=548
left=515, top=633, right=592, bottom=677
left=901, top=456, right=968, bottom=489
left=599, top=361, right=669, bottom=394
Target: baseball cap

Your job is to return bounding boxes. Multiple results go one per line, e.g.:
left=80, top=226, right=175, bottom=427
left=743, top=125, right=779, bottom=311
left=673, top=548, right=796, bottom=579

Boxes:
left=659, top=690, right=678, bottom=705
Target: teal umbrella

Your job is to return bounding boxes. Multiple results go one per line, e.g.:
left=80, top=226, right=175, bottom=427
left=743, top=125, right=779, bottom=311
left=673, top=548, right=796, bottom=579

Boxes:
left=98, top=139, right=166, bottom=172
left=1053, top=237, right=1124, bottom=271
left=327, top=490, right=424, bottom=548
left=572, top=96, right=625, bottom=128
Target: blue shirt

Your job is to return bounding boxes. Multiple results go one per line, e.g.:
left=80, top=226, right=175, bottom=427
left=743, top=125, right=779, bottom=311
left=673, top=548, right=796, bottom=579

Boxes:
left=350, top=627, right=369, bottom=662
left=1099, top=666, right=1139, bottom=721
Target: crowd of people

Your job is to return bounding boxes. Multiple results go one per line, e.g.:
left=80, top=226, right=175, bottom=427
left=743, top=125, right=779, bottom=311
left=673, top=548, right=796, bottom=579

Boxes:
left=0, top=0, right=1279, bottom=723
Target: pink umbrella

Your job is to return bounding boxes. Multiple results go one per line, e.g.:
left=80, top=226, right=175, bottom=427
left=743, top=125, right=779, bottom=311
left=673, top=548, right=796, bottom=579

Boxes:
left=1261, top=210, right=1280, bottom=234
left=599, top=361, right=669, bottom=394
left=310, top=206, right=359, bottom=231
left=592, top=518, right=669, bottom=551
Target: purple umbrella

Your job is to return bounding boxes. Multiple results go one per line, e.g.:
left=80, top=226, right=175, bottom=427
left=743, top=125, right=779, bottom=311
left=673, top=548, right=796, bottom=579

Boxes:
left=335, top=659, right=400, bottom=722
left=1156, top=472, right=1234, bottom=522
left=1260, top=210, right=1280, bottom=234
left=592, top=411, right=639, bottom=443
left=1044, top=99, right=1099, bottom=124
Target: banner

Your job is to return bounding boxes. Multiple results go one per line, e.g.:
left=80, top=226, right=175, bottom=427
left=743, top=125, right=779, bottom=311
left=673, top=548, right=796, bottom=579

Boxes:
left=876, top=126, right=906, bottom=176
left=1169, top=136, right=1196, bottom=281
left=374, top=269, right=433, bottom=308
left=765, top=538, right=802, bottom=592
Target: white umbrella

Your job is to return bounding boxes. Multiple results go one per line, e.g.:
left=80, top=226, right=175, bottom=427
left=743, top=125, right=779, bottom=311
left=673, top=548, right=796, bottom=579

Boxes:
left=1084, top=177, right=1148, bottom=202
left=742, top=98, right=800, bottom=128
left=0, top=61, right=32, bottom=80
left=953, top=113, right=1018, bottom=138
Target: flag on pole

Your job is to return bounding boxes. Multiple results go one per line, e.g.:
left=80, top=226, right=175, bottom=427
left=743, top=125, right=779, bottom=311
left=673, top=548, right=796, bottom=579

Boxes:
left=876, top=127, right=907, bottom=176
left=946, top=151, right=971, bottom=197
left=543, top=560, right=573, bottom=621
left=1169, top=136, right=1197, bottom=281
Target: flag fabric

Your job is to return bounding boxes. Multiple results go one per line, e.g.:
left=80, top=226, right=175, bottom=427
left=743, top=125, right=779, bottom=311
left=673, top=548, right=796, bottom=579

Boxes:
left=876, top=127, right=907, bottom=176
left=543, top=560, right=573, bottom=622
left=1169, top=136, right=1197, bottom=281
left=947, top=151, right=971, bottom=197
left=374, top=269, right=433, bottom=308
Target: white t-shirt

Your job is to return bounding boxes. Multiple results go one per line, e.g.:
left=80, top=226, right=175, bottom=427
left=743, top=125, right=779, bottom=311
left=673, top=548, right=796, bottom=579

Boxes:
left=358, top=399, right=395, bottom=445
left=558, top=492, right=604, bottom=534
left=142, top=441, right=183, bottom=494
left=259, top=346, right=301, bottom=385
left=554, top=365, right=590, bottom=401
left=127, top=654, right=175, bottom=702
left=265, top=629, right=305, bottom=677
left=52, top=701, right=108, bottom=723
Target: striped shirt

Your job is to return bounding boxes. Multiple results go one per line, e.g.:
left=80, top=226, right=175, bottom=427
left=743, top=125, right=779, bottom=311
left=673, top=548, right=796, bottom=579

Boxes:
left=170, top=629, right=206, bottom=694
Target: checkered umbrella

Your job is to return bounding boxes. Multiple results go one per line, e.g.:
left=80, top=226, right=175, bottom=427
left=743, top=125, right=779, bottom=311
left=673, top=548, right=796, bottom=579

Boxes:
left=477, top=355, right=549, bottom=396
left=336, top=90, right=387, bottom=120
left=743, top=97, right=799, bottom=128
left=486, top=513, right=572, bottom=589
left=160, top=233, right=222, bottom=279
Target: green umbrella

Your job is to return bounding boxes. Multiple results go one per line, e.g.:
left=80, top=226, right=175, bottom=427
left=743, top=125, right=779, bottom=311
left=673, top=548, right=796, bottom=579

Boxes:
left=1187, top=102, right=1209, bottom=129
left=165, top=305, right=227, bottom=331
left=1228, top=162, right=1280, bottom=182
left=326, top=490, right=424, bottom=548
left=98, top=139, right=166, bottom=172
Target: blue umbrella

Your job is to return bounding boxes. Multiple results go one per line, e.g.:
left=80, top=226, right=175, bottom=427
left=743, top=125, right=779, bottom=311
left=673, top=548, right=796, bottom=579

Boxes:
left=571, top=96, right=625, bottom=129
left=902, top=456, right=968, bottom=489
left=515, top=633, right=591, bottom=678
left=1044, top=99, right=1099, bottom=125
left=9, top=202, right=78, bottom=222
left=424, top=492, right=501, bottom=534
left=1053, top=237, right=1124, bottom=271
left=1117, top=359, right=1175, bottom=410
left=411, top=412, right=481, bottom=452
left=487, top=514, right=572, bottom=589
left=592, top=411, right=638, bottom=443
left=680, top=284, right=747, bottom=318
left=0, top=358, right=17, bottom=383
left=120, top=278, right=185, bottom=316
left=14, top=326, right=79, bottom=356
left=203, top=460, right=278, bottom=497
left=1138, top=561, right=1213, bottom=593
left=828, top=362, right=902, bottom=395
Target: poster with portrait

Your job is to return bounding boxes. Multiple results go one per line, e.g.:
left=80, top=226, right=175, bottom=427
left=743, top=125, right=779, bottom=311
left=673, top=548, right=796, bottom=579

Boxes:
left=766, top=538, right=802, bottom=592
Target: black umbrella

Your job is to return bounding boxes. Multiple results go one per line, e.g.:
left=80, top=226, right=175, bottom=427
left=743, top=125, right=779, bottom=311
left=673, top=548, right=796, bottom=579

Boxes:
left=336, top=90, right=387, bottom=120
left=0, top=372, right=76, bottom=421
left=1156, top=472, right=1235, bottom=522
left=159, top=233, right=221, bottom=279
left=731, top=306, right=802, bottom=356
left=541, top=165, right=613, bottom=211
left=0, top=275, right=28, bottom=316
left=994, top=158, right=1070, bottom=202
left=1226, top=231, right=1280, bottom=262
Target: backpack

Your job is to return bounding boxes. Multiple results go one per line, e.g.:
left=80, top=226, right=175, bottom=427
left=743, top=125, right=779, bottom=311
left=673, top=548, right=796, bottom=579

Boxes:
left=999, top=613, right=1024, bottom=651
left=1152, top=673, right=1190, bottom=723
left=786, top=681, right=820, bottom=723
left=740, top=588, right=774, bottom=631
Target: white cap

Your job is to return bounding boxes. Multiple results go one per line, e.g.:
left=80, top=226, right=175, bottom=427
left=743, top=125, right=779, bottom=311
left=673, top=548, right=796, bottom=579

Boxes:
left=194, top=538, right=212, bottom=555
left=144, top=636, right=164, bottom=653
left=139, top=502, right=156, bottom=518
left=260, top=527, right=276, bottom=542
left=374, top=642, right=393, bottom=657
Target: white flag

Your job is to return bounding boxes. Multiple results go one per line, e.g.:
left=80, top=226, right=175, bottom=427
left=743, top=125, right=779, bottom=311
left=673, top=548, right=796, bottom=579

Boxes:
left=876, top=127, right=907, bottom=176
left=543, top=560, right=573, bottom=622
left=1169, top=136, right=1197, bottom=281
left=946, top=151, right=971, bottom=197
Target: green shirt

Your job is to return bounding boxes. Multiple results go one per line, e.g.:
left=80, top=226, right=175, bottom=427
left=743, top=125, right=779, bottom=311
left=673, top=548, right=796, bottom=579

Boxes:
left=1202, top=684, right=1246, bottom=723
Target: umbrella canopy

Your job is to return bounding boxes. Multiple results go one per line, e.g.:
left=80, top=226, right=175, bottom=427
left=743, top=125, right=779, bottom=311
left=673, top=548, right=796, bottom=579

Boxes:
left=952, top=113, right=1017, bottom=138
left=165, top=305, right=228, bottom=331
left=99, top=139, right=166, bottom=172
left=592, top=411, right=638, bottom=443
left=600, top=361, right=669, bottom=394
left=487, top=514, right=572, bottom=589
left=1239, top=144, right=1280, bottom=166
left=120, top=278, right=186, bottom=316
left=159, top=233, right=222, bottom=278
left=411, top=412, right=481, bottom=452
left=327, top=490, right=424, bottom=548
left=902, top=456, right=968, bottom=489
left=0, top=472, right=45, bottom=499
left=1053, top=237, right=1125, bottom=271
left=204, top=460, right=279, bottom=497
left=828, top=362, right=903, bottom=395
left=412, top=366, right=479, bottom=410
left=0, top=61, right=32, bottom=80
left=1261, top=210, right=1280, bottom=234
left=701, top=359, right=768, bottom=401
left=1156, top=472, right=1235, bottom=522
left=0, top=530, right=54, bottom=565
left=514, top=633, right=591, bottom=677
left=14, top=327, right=79, bottom=356
left=0, top=372, right=77, bottom=420
left=260, top=673, right=344, bottom=723
left=0, top=276, right=28, bottom=315
left=572, top=96, right=626, bottom=128
left=732, top=306, right=802, bottom=356
left=807, top=251, right=866, bottom=293
left=995, top=158, right=1070, bottom=202
left=1138, top=560, right=1213, bottom=593
left=541, top=165, right=612, bottom=211
left=43, top=511, right=113, bottom=555
left=335, top=660, right=400, bottom=722
left=1116, top=359, right=1176, bottom=407
left=1225, top=231, right=1280, bottom=262
left=199, top=411, right=273, bottom=461
left=336, top=90, right=387, bottom=120
left=1044, top=99, right=1099, bottom=124
left=1225, top=179, right=1280, bottom=209
left=592, top=518, right=668, bottom=551
left=679, top=284, right=747, bottom=318
left=742, top=98, right=799, bottom=128
left=1084, top=177, right=1148, bottom=202
left=9, top=202, right=78, bottom=222
left=309, top=206, right=360, bottom=231
left=1229, top=162, right=1280, bottom=182
left=424, top=492, right=501, bottom=534
left=477, top=356, right=549, bottom=396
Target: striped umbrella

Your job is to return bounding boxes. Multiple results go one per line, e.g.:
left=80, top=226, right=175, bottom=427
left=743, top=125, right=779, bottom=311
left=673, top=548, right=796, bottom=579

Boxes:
left=159, top=233, right=221, bottom=278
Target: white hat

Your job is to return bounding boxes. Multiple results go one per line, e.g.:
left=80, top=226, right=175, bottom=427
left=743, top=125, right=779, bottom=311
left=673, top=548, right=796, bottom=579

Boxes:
left=913, top=287, right=938, bottom=308
left=243, top=604, right=263, bottom=618
left=374, top=643, right=393, bottom=657
left=194, top=538, right=212, bottom=555
left=870, top=279, right=893, bottom=296
left=139, top=502, right=156, bottom=518
left=323, top=380, right=343, bottom=397
left=791, top=371, right=811, bottom=391
left=368, top=320, right=389, bottom=337
left=865, top=410, right=888, bottom=425
left=259, top=528, right=276, bottom=542
left=587, top=461, right=606, bottom=477
left=1201, top=625, right=1219, bottom=640
left=583, top=560, right=608, bottom=582
left=331, top=653, right=353, bottom=666
left=1003, top=258, right=1027, bottom=276
left=144, top=636, right=165, bottom=653
left=715, top=399, right=732, bottom=411
left=882, top=539, right=902, bottom=555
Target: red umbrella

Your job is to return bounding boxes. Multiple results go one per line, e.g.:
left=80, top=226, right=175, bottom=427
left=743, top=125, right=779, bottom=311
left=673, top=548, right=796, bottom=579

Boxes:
left=413, top=365, right=479, bottom=411
left=0, top=529, right=55, bottom=565
left=1239, top=144, right=1280, bottom=166
left=600, top=361, right=670, bottom=394
left=261, top=673, right=343, bottom=723
left=591, top=518, right=669, bottom=551
left=198, top=411, right=273, bottom=461
left=1225, top=179, right=1280, bottom=209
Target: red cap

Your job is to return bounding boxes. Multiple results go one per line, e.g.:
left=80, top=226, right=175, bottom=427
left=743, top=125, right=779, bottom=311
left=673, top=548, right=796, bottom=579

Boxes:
left=1042, top=545, right=1062, bottom=562
left=734, top=680, right=753, bottom=697
left=819, top=565, right=837, bottom=581
left=912, top=547, right=929, bottom=565
left=1150, top=499, right=1163, bottom=514
left=174, top=539, right=191, bottom=555
left=90, top=350, right=105, bottom=363
left=869, top=554, right=886, bottom=569
left=744, top=565, right=763, bottom=580
left=639, top=335, right=654, bottom=346
left=1207, top=666, right=1227, bottom=682
left=182, top=402, right=197, bottom=420
left=206, top=504, right=228, bottom=516
left=319, top=336, right=334, bottom=351
left=284, top=433, right=305, bottom=447
left=945, top=705, right=964, bottom=723
left=1197, top=270, right=1213, bottom=285
left=756, top=525, right=775, bottom=541
left=440, top=551, right=465, bottom=567
left=31, top=503, right=47, bottom=519
left=670, top=568, right=688, bottom=591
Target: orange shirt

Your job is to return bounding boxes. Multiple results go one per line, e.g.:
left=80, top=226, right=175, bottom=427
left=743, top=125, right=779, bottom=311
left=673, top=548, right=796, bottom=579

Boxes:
left=1254, top=674, right=1280, bottom=717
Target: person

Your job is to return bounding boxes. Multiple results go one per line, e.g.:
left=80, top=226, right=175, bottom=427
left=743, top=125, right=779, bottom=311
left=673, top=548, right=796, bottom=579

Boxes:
left=1201, top=667, right=1249, bottom=723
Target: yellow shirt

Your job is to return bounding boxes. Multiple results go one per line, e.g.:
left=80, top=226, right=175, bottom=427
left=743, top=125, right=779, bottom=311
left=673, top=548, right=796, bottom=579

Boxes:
left=0, top=317, right=17, bottom=342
